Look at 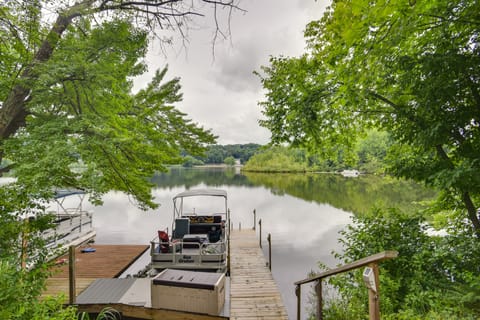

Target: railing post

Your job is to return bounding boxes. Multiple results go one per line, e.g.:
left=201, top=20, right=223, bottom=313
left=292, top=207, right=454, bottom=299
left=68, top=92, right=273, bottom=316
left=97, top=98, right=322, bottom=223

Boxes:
left=228, top=209, right=231, bottom=234
left=267, top=233, right=272, bottom=271
left=253, top=209, right=256, bottom=230
left=316, top=280, right=323, bottom=320
left=227, top=209, right=231, bottom=276
left=239, top=222, right=241, bottom=231
left=295, top=284, right=301, bottom=320
left=368, top=263, right=380, bottom=320
left=258, top=219, right=262, bottom=248
left=68, top=245, right=76, bottom=304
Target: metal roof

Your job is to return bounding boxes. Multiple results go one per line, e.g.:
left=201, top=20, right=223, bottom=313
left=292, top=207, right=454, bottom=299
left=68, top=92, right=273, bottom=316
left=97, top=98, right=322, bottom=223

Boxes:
left=76, top=278, right=137, bottom=304
left=54, top=189, right=85, bottom=199
left=173, top=189, right=227, bottom=200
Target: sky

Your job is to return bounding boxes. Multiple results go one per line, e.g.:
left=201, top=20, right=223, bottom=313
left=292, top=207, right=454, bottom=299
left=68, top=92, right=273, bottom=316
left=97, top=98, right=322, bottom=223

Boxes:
left=134, top=0, right=330, bottom=145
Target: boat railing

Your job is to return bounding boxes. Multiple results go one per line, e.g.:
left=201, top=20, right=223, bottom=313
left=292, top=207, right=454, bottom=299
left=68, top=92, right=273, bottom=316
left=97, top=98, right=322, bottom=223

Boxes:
left=43, top=210, right=94, bottom=248
left=150, top=236, right=227, bottom=266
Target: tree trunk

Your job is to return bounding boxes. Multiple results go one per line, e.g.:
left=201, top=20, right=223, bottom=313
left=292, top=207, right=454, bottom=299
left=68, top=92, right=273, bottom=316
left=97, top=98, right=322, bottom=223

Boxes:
left=462, top=191, right=480, bottom=236
left=0, top=13, right=77, bottom=171
left=435, top=145, right=480, bottom=234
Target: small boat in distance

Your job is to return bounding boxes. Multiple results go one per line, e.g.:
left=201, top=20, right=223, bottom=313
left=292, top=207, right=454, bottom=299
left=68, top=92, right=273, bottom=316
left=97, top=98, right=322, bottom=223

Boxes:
left=150, top=189, right=229, bottom=273
left=341, top=169, right=360, bottom=177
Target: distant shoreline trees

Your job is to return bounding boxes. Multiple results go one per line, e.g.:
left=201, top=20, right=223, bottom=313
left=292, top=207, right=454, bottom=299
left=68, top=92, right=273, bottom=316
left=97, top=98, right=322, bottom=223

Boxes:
left=242, top=130, right=390, bottom=174
left=182, top=143, right=261, bottom=167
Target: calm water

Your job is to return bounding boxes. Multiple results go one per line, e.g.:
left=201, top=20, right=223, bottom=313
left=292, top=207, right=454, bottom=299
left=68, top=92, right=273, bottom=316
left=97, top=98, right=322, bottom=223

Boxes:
left=55, top=167, right=435, bottom=319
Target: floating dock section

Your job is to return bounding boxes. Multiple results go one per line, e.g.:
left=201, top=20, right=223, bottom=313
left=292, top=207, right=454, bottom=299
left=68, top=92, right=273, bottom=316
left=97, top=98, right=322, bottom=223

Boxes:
left=229, top=229, right=288, bottom=319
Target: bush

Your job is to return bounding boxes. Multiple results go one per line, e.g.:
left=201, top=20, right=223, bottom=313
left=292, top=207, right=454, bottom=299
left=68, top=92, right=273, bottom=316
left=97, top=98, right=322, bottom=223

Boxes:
left=315, top=208, right=480, bottom=319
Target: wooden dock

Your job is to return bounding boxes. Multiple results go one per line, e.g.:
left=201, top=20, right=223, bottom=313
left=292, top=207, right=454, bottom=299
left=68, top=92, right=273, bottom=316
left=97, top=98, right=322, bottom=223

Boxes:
left=43, top=244, right=149, bottom=300
left=229, top=229, right=288, bottom=319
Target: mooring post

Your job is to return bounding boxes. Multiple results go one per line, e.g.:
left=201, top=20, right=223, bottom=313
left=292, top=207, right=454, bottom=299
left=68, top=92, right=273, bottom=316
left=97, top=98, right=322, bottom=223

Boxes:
left=228, top=209, right=231, bottom=234
left=259, top=218, right=262, bottom=248
left=68, top=245, right=76, bottom=304
left=227, top=209, right=231, bottom=275
left=253, top=209, right=256, bottom=230
left=267, top=233, right=272, bottom=271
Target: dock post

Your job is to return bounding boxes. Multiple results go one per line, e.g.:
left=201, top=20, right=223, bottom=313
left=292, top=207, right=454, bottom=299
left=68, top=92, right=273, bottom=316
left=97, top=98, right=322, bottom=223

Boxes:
left=267, top=233, right=272, bottom=271
left=253, top=209, right=256, bottom=230
left=227, top=209, right=231, bottom=276
left=258, top=219, right=262, bottom=248
left=316, top=280, right=323, bottom=320
left=295, top=284, right=301, bottom=320
left=68, top=245, right=76, bottom=304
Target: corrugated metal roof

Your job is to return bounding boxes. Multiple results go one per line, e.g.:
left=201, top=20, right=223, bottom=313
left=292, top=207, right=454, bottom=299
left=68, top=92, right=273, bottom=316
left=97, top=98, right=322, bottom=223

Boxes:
left=76, top=278, right=136, bottom=304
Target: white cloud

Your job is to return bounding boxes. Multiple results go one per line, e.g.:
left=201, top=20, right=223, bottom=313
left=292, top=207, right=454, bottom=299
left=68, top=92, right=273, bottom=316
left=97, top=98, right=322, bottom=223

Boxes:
left=135, top=0, right=330, bottom=145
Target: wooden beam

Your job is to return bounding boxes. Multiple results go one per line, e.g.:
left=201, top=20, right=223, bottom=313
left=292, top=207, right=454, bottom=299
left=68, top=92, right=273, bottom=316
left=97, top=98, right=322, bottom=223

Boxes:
left=295, top=251, right=398, bottom=286
left=76, top=303, right=228, bottom=320
left=68, top=245, right=76, bottom=304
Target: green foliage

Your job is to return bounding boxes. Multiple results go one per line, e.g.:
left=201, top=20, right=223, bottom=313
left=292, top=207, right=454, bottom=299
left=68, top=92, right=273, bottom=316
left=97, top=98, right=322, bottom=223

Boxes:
left=0, top=260, right=78, bottom=320
left=257, top=0, right=480, bottom=231
left=223, top=156, right=236, bottom=166
left=191, top=144, right=261, bottom=164
left=318, top=209, right=480, bottom=319
left=243, top=130, right=390, bottom=173
left=182, top=156, right=204, bottom=167
left=355, top=130, right=391, bottom=174
left=3, top=19, right=215, bottom=210
left=242, top=146, right=310, bottom=172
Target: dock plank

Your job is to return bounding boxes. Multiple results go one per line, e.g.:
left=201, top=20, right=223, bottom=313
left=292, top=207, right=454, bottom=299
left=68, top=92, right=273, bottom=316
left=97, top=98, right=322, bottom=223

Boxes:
left=43, top=244, right=148, bottom=300
left=229, top=229, right=288, bottom=320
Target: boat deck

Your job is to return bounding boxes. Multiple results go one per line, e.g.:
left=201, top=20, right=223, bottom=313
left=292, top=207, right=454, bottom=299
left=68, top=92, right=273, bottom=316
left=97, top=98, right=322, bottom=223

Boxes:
left=43, top=244, right=149, bottom=300
left=229, top=229, right=288, bottom=319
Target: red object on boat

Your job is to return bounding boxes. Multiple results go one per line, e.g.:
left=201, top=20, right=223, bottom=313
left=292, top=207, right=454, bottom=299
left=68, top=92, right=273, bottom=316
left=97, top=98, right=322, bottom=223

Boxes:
left=158, top=230, right=170, bottom=253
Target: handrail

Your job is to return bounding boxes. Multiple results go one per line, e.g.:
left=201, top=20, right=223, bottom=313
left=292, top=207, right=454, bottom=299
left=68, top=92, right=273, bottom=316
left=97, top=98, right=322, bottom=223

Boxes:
left=295, top=250, right=398, bottom=285
left=295, top=250, right=398, bottom=320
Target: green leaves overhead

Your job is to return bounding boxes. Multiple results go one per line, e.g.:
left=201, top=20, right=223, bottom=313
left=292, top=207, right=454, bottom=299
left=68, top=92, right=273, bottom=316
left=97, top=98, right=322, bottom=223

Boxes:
left=257, top=0, right=480, bottom=231
left=4, top=20, right=215, bottom=209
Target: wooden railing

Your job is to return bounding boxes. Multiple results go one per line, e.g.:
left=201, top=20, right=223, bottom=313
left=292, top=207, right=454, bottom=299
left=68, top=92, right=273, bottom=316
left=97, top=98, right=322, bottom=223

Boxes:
left=294, top=250, right=398, bottom=320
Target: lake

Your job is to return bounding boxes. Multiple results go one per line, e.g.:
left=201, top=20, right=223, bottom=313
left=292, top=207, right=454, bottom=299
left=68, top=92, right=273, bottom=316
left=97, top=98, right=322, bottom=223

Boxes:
left=59, top=167, right=436, bottom=319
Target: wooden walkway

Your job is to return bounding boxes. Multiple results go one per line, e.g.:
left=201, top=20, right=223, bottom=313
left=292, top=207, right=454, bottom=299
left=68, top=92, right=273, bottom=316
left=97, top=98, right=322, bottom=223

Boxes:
left=43, top=244, right=149, bottom=300
left=229, top=229, right=288, bottom=320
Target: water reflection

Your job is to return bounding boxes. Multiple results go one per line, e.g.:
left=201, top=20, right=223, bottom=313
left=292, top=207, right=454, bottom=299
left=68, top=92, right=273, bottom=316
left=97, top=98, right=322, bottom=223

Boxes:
left=37, top=168, right=435, bottom=319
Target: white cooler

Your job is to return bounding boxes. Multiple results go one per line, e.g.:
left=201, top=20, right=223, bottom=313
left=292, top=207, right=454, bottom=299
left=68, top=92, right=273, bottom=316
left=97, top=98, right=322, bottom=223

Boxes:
left=151, top=269, right=225, bottom=315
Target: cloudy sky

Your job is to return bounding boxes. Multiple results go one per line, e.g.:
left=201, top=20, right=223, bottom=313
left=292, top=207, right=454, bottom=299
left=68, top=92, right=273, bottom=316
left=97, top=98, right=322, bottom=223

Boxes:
left=136, top=0, right=330, bottom=145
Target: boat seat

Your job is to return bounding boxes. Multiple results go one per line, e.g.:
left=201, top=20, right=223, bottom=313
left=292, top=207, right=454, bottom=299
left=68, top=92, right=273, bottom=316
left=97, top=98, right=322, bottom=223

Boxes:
left=173, top=218, right=190, bottom=239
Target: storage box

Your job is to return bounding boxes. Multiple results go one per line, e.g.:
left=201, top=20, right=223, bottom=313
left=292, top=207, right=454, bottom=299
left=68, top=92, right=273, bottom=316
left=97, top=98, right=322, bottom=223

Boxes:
left=151, top=269, right=225, bottom=315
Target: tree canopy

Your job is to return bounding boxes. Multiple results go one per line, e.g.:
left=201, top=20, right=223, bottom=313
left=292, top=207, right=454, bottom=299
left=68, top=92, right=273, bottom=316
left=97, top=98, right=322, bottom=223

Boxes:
left=0, top=0, right=242, bottom=208
left=257, top=0, right=480, bottom=233
left=0, top=1, right=240, bottom=318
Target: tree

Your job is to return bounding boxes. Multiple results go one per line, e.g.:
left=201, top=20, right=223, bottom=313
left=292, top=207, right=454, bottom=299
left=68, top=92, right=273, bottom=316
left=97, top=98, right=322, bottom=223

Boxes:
left=320, top=208, right=480, bottom=319
left=223, top=156, right=235, bottom=166
left=0, top=0, right=241, bottom=207
left=257, top=0, right=480, bottom=233
left=0, top=1, right=241, bottom=317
